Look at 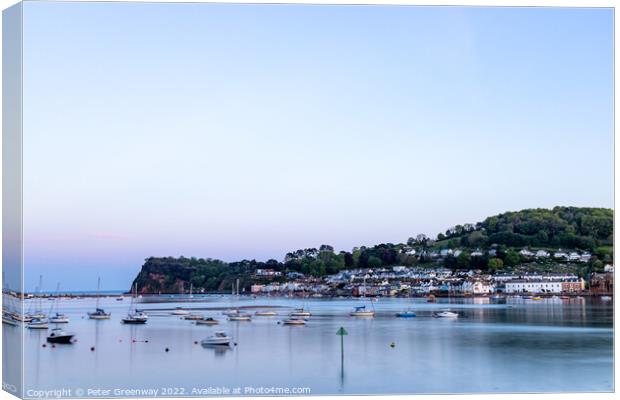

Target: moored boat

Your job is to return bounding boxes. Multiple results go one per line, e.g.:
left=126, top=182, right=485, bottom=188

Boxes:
left=88, top=277, right=111, bottom=319
left=228, top=313, right=251, bottom=321
left=2, top=313, right=17, bottom=326
left=46, top=328, right=75, bottom=343
left=26, top=318, right=49, bottom=329
left=49, top=312, right=70, bottom=323
left=171, top=307, right=190, bottom=316
left=433, top=311, right=459, bottom=318
left=282, top=318, right=306, bottom=326
left=395, top=310, right=416, bottom=318
left=289, top=308, right=311, bottom=317
left=255, top=311, right=277, bottom=317
left=196, top=317, right=220, bottom=325
left=184, top=313, right=205, bottom=320
left=88, top=308, right=111, bottom=320
left=350, top=305, right=375, bottom=317
left=601, top=296, right=612, bottom=301
left=201, top=331, right=232, bottom=346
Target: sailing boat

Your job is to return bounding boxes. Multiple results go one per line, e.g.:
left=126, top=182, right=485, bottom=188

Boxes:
left=350, top=277, right=375, bottom=317
left=28, top=276, right=46, bottom=319
left=396, top=289, right=416, bottom=318
left=289, top=303, right=311, bottom=317
left=171, top=282, right=190, bottom=315
left=228, top=279, right=251, bottom=321
left=49, top=283, right=69, bottom=323
left=121, top=284, right=147, bottom=324
left=26, top=277, right=49, bottom=328
left=87, top=277, right=111, bottom=319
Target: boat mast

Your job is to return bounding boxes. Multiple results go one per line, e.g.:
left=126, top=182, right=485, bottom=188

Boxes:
left=95, top=277, right=101, bottom=309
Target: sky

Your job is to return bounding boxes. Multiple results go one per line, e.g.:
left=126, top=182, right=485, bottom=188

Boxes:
left=17, top=2, right=613, bottom=291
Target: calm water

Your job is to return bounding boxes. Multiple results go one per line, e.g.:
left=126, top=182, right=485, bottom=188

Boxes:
left=6, top=296, right=614, bottom=397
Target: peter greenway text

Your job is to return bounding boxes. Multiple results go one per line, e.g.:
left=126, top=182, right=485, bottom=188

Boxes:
left=25, top=386, right=312, bottom=398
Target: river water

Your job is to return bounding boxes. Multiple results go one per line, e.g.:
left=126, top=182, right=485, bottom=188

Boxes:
left=6, top=295, right=613, bottom=397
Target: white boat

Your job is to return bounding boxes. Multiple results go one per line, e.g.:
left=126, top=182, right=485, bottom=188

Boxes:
left=351, top=277, right=375, bottom=317
left=222, top=309, right=239, bottom=317
left=171, top=307, right=190, bottom=316
left=46, top=328, right=75, bottom=343
left=282, top=318, right=306, bottom=326
left=88, top=308, right=111, bottom=320
left=122, top=285, right=148, bottom=324
left=2, top=313, right=17, bottom=326
left=88, top=277, right=111, bottom=319
left=26, top=318, right=49, bottom=329
left=121, top=313, right=147, bottom=324
left=350, top=305, right=375, bottom=317
left=433, top=311, right=459, bottom=318
left=201, top=331, right=232, bottom=346
left=228, top=313, right=251, bottom=321
left=196, top=317, right=220, bottom=325
left=49, top=313, right=69, bottom=323
left=255, top=311, right=277, bottom=317
left=184, top=313, right=204, bottom=320
left=601, top=296, right=612, bottom=301
left=48, top=283, right=69, bottom=323
left=289, top=308, right=311, bottom=317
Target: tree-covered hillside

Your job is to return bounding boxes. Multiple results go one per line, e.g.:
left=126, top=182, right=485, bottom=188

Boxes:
left=437, top=207, right=613, bottom=250
left=130, top=206, right=613, bottom=293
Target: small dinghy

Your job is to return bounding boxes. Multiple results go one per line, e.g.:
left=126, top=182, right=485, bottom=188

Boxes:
left=184, top=313, right=205, bottom=320
left=201, top=331, right=232, bottom=346
left=255, top=311, right=277, bottom=317
left=196, top=317, right=220, bottom=325
left=395, top=311, right=416, bottom=318
left=171, top=307, right=190, bottom=316
left=46, top=328, right=75, bottom=343
left=228, top=313, right=251, bottom=321
left=282, top=318, right=306, bottom=326
left=433, top=311, right=459, bottom=319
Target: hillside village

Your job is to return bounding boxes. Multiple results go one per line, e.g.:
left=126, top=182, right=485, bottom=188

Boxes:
left=249, top=246, right=614, bottom=297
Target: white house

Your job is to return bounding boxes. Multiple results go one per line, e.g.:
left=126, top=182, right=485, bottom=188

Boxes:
left=536, top=250, right=550, bottom=258
left=461, top=280, right=494, bottom=294
left=505, top=280, right=562, bottom=294
left=604, top=264, right=614, bottom=273
left=519, top=249, right=535, bottom=257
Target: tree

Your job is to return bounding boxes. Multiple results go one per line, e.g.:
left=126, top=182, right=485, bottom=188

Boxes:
left=456, top=251, right=471, bottom=269
left=504, top=250, right=521, bottom=267
left=367, top=256, right=383, bottom=269
left=487, top=258, right=504, bottom=272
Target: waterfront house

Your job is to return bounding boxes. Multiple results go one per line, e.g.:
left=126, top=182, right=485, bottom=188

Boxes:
left=505, top=280, right=562, bottom=294
left=461, top=280, right=494, bottom=295
left=590, top=273, right=613, bottom=294
left=535, top=250, right=550, bottom=258
left=561, top=279, right=585, bottom=293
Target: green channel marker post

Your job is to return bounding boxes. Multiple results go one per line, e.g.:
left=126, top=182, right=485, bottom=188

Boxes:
left=336, top=327, right=348, bottom=368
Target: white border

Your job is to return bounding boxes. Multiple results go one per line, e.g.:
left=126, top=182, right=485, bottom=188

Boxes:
left=0, top=2, right=616, bottom=400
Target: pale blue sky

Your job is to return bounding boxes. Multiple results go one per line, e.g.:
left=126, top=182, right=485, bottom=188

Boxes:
left=20, top=3, right=613, bottom=290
